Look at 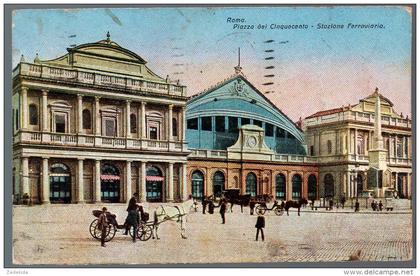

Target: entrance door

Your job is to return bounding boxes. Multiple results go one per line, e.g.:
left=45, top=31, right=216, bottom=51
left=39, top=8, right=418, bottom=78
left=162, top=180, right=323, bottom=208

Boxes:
left=191, top=170, right=204, bottom=199
left=292, top=174, right=302, bottom=200
left=275, top=174, right=286, bottom=200
left=212, top=171, right=225, bottom=197
left=101, top=164, right=120, bottom=203
left=50, top=163, right=71, bottom=203
left=146, top=166, right=164, bottom=202
left=246, top=173, right=257, bottom=197
left=308, top=174, right=317, bottom=200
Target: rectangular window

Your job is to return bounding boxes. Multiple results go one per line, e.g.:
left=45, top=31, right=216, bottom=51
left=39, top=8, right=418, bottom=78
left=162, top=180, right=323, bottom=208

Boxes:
left=276, top=127, right=285, bottom=138
left=253, top=120, right=262, bottom=127
left=150, top=126, right=158, bottom=140
left=265, top=123, right=273, bottom=136
left=55, top=114, right=66, bottom=133
left=310, top=145, right=314, bottom=156
left=215, top=116, right=225, bottom=132
left=228, top=117, right=238, bottom=133
left=187, top=118, right=198, bottom=130
left=105, top=118, right=116, bottom=137
left=201, top=116, right=212, bottom=131
left=241, top=117, right=250, bottom=126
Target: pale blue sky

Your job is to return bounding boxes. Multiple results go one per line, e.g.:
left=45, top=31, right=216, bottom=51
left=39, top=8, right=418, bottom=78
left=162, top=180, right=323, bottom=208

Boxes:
left=12, top=6, right=412, bottom=120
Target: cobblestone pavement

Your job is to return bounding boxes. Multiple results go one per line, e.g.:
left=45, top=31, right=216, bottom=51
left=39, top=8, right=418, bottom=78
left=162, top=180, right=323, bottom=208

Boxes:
left=12, top=204, right=412, bottom=265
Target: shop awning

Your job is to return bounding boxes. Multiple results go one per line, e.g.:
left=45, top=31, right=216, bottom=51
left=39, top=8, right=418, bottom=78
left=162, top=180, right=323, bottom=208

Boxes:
left=101, top=175, right=120, bottom=181
left=146, top=176, right=164, bottom=181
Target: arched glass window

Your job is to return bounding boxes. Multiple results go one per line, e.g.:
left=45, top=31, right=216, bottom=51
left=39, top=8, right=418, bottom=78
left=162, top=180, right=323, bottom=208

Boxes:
left=130, top=114, right=137, bottom=133
left=308, top=174, right=317, bottom=200
left=51, top=163, right=69, bottom=174
left=324, top=174, right=334, bottom=198
left=246, top=173, right=257, bottom=197
left=292, top=174, right=302, bottom=200
left=172, top=118, right=177, bottom=136
left=82, top=109, right=91, bottom=129
left=146, top=166, right=163, bottom=202
left=275, top=174, right=286, bottom=200
left=212, top=171, right=225, bottom=197
left=191, top=170, right=204, bottom=199
left=29, top=104, right=38, bottom=125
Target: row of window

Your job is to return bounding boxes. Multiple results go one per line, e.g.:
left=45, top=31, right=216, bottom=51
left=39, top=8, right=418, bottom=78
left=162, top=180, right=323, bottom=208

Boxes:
left=187, top=116, right=289, bottom=138
left=20, top=105, right=178, bottom=137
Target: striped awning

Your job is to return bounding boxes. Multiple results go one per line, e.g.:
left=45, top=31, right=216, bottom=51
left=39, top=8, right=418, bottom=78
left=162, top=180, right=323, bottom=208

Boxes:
left=146, top=176, right=164, bottom=181
left=101, top=175, right=120, bottom=181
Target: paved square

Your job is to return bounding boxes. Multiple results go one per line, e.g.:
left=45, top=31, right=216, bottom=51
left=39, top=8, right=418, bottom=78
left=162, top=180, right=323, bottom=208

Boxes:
left=12, top=204, right=412, bottom=265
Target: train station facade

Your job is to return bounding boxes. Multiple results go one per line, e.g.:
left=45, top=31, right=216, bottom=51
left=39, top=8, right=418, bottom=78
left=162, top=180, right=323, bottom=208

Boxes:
left=12, top=36, right=412, bottom=204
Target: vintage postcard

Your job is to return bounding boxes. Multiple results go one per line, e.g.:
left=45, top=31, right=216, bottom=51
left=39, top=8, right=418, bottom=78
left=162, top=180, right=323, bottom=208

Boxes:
left=6, top=5, right=414, bottom=267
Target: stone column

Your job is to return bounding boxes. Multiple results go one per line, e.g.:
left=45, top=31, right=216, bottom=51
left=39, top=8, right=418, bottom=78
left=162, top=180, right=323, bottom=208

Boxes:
left=318, top=132, right=322, bottom=155
left=77, top=159, right=84, bottom=203
left=140, top=161, right=146, bottom=202
left=126, top=161, right=132, bottom=203
left=168, top=105, right=173, bottom=141
left=21, top=87, right=28, bottom=130
left=95, top=97, right=101, bottom=135
left=354, top=128, right=358, bottom=156
left=347, top=128, right=351, bottom=154
left=21, top=157, right=29, bottom=197
left=126, top=100, right=131, bottom=138
left=347, top=172, right=351, bottom=198
left=77, top=94, right=83, bottom=133
left=42, top=90, right=48, bottom=131
left=168, top=162, right=174, bottom=201
left=181, top=106, right=186, bottom=141
left=141, top=102, right=146, bottom=138
left=395, top=172, right=399, bottom=193
left=182, top=163, right=188, bottom=200
left=41, top=157, right=50, bottom=204
left=402, top=136, right=406, bottom=158
left=95, top=160, right=101, bottom=203
left=394, top=135, right=398, bottom=158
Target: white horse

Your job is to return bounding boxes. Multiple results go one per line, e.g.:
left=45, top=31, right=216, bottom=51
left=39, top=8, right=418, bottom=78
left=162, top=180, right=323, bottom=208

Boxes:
left=152, top=198, right=195, bottom=239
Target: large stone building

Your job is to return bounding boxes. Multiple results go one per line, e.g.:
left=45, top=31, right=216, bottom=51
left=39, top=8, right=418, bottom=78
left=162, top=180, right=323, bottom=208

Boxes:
left=12, top=34, right=189, bottom=204
left=302, top=89, right=412, bottom=200
left=185, top=67, right=319, bottom=201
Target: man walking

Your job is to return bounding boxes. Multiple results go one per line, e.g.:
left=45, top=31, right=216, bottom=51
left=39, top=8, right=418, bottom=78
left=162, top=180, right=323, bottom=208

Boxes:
left=354, top=199, right=360, bottom=212
left=98, top=207, right=109, bottom=247
left=255, top=214, right=265, bottom=241
left=220, top=199, right=227, bottom=224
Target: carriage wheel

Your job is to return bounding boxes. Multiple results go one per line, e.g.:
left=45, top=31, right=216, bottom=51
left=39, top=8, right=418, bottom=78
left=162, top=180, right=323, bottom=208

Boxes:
left=137, top=224, right=153, bottom=241
left=274, top=206, right=284, bottom=216
left=104, top=224, right=117, bottom=242
left=256, top=205, right=266, bottom=215
left=89, top=219, right=101, bottom=240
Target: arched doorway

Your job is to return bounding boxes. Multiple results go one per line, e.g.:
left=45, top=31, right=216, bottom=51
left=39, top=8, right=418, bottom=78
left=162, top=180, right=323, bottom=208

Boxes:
left=246, top=172, right=257, bottom=197
left=292, top=174, right=302, bottom=200
left=308, top=174, right=317, bottom=200
left=101, top=164, right=120, bottom=203
left=324, top=174, right=334, bottom=198
left=356, top=173, right=364, bottom=197
left=50, top=163, right=71, bottom=203
left=191, top=170, right=204, bottom=199
left=275, top=174, right=286, bottom=200
left=146, top=166, right=164, bottom=202
left=213, top=171, right=225, bottom=197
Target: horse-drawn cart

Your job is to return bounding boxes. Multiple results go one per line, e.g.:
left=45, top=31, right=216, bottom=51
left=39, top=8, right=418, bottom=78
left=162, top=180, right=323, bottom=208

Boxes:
left=255, top=200, right=284, bottom=216
left=89, top=210, right=153, bottom=242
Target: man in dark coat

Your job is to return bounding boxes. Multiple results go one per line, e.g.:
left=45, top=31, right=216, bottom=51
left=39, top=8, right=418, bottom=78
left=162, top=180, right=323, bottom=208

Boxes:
left=378, top=200, right=383, bottom=211
left=126, top=206, right=140, bottom=242
left=340, top=194, right=346, bottom=209
left=98, top=207, right=109, bottom=247
left=255, top=214, right=265, bottom=241
left=249, top=200, right=256, bottom=215
left=354, top=199, right=360, bottom=212
left=202, top=196, right=207, bottom=214
left=124, top=192, right=139, bottom=235
left=220, top=199, right=227, bottom=224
